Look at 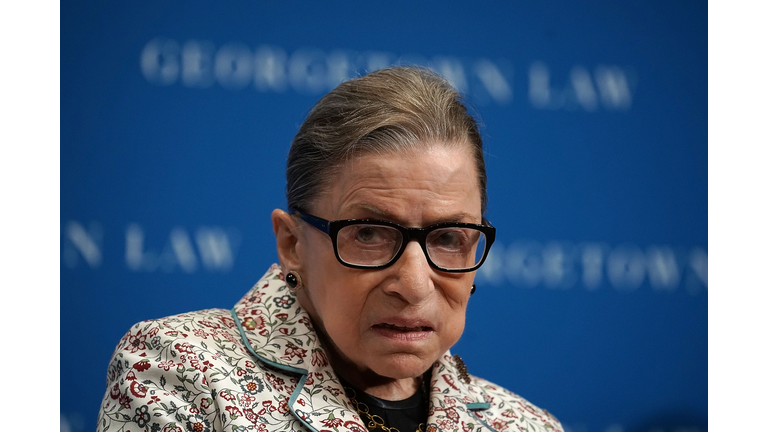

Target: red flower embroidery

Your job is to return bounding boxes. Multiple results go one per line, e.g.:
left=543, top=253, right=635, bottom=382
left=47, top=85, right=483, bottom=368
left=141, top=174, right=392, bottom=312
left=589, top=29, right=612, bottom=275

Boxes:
left=243, top=316, right=266, bottom=331
left=492, top=420, right=509, bottom=431
left=446, top=407, right=460, bottom=423
left=190, top=358, right=212, bottom=372
left=282, top=343, right=307, bottom=360
left=343, top=420, right=367, bottom=432
left=437, top=419, right=454, bottom=430
left=158, top=360, right=176, bottom=371
left=442, top=374, right=459, bottom=390
left=321, top=418, right=343, bottom=427
left=125, top=330, right=148, bottom=353
left=118, top=393, right=132, bottom=409
left=193, top=329, right=209, bottom=339
left=243, top=408, right=258, bottom=424
left=219, top=391, right=236, bottom=402
left=219, top=316, right=236, bottom=328
left=199, top=320, right=221, bottom=329
left=109, top=383, right=120, bottom=400
left=129, top=381, right=147, bottom=398
left=175, top=342, right=194, bottom=354
left=133, top=360, right=151, bottom=372
left=240, top=394, right=256, bottom=407
left=225, top=406, right=242, bottom=418
left=265, top=373, right=285, bottom=391
left=311, top=349, right=328, bottom=367
left=277, top=398, right=289, bottom=414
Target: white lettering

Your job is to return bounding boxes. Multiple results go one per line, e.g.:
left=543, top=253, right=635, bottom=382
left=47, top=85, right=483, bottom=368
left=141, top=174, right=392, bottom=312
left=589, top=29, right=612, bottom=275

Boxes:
left=570, top=66, right=598, bottom=111
left=506, top=241, right=544, bottom=287
left=182, top=40, right=215, bottom=88
left=476, top=244, right=505, bottom=285
left=326, top=51, right=354, bottom=88
left=253, top=45, right=288, bottom=91
left=433, top=57, right=468, bottom=94
left=139, top=39, right=635, bottom=111
left=595, top=66, right=633, bottom=109
left=169, top=228, right=197, bottom=273
left=215, top=43, right=253, bottom=90
left=581, top=243, right=606, bottom=290
left=125, top=224, right=237, bottom=273
left=141, top=38, right=180, bottom=86
left=646, top=246, right=680, bottom=291
left=542, top=242, right=577, bottom=288
left=289, top=49, right=329, bottom=94
left=474, top=59, right=512, bottom=104
left=126, top=223, right=157, bottom=271
left=607, top=245, right=646, bottom=291
left=195, top=227, right=237, bottom=271
left=529, top=62, right=552, bottom=108
left=364, top=51, right=394, bottom=73
left=63, top=221, right=102, bottom=268
left=686, top=247, right=708, bottom=294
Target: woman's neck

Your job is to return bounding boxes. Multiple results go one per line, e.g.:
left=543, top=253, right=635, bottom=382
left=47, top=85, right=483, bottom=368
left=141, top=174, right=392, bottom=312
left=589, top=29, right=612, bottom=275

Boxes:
left=341, top=368, right=423, bottom=401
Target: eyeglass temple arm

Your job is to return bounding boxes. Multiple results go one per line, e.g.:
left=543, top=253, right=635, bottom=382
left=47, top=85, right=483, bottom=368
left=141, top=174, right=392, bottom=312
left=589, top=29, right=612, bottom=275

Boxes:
left=290, top=208, right=331, bottom=234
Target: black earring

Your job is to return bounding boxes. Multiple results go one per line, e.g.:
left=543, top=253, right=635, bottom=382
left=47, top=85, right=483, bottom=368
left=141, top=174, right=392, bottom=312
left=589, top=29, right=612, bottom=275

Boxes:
left=470, top=284, right=476, bottom=295
left=286, top=271, right=302, bottom=290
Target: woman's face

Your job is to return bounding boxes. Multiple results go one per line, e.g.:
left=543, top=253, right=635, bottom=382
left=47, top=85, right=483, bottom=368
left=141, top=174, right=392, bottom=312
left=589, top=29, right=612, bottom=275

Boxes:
left=284, top=143, right=481, bottom=384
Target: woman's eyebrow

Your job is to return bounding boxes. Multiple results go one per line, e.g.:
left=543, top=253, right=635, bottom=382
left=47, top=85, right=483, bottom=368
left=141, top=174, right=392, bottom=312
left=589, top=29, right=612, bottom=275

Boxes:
left=348, top=204, right=479, bottom=225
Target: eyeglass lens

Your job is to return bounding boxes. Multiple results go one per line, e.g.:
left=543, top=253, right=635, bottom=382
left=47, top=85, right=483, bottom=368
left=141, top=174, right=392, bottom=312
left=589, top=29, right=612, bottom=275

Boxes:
left=335, top=224, right=487, bottom=270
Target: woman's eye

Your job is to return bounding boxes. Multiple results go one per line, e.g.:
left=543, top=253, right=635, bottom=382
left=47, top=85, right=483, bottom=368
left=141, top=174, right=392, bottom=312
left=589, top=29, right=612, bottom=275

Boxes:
left=436, top=231, right=462, bottom=247
left=356, top=227, right=378, bottom=242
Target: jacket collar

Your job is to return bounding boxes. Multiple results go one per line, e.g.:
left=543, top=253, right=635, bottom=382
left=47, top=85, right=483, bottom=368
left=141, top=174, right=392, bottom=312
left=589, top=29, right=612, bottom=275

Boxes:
left=232, top=265, right=491, bottom=432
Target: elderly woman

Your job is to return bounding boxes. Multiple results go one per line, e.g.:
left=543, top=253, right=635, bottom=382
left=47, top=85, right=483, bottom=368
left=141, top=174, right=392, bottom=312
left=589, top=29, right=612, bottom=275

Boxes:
left=98, top=67, right=563, bottom=432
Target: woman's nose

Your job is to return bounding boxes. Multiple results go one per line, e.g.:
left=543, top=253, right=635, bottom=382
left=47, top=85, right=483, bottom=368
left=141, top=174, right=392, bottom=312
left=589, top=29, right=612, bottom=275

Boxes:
left=384, top=240, right=434, bottom=303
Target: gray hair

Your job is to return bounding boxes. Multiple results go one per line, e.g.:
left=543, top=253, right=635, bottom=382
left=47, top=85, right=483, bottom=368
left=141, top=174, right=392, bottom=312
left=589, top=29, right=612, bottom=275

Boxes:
left=286, top=66, right=488, bottom=215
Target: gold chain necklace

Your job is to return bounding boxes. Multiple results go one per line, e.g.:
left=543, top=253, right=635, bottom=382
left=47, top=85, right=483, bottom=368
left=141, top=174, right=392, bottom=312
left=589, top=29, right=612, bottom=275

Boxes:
left=345, top=387, right=426, bottom=432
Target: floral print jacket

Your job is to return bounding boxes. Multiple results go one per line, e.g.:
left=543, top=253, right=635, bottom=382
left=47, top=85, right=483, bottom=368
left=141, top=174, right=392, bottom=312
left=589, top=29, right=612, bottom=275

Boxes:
left=98, top=265, right=563, bottom=432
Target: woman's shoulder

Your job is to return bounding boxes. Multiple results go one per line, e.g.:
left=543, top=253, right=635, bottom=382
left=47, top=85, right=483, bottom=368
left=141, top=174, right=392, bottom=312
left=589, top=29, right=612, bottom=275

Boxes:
left=466, top=373, right=563, bottom=432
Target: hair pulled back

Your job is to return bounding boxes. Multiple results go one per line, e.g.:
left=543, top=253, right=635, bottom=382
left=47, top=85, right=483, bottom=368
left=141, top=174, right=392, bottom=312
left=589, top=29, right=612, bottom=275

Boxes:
left=286, top=66, right=488, bottom=215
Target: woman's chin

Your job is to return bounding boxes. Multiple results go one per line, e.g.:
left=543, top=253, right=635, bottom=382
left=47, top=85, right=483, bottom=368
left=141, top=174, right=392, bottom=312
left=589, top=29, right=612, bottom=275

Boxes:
left=368, top=352, right=435, bottom=380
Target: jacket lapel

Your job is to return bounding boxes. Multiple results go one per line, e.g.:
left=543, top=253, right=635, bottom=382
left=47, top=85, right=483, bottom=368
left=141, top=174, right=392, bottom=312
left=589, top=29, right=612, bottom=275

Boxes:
left=232, top=265, right=367, bottom=431
left=428, top=353, right=494, bottom=431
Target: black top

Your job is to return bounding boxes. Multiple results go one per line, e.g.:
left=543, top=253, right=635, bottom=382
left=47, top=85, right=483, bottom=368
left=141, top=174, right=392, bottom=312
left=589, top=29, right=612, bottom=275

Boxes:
left=342, top=374, right=430, bottom=432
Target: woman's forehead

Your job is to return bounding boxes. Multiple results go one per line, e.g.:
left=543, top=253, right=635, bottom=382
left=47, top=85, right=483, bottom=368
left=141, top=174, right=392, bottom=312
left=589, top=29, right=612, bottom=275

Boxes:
left=315, top=146, right=482, bottom=224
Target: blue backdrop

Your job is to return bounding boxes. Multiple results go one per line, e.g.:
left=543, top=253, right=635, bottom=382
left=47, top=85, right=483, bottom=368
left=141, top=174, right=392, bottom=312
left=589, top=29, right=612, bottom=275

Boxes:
left=61, top=2, right=707, bottom=431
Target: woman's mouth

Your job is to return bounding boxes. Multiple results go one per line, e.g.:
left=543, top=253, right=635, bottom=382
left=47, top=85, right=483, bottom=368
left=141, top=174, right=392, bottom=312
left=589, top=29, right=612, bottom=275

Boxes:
left=375, top=323, right=432, bottom=332
left=370, top=319, right=435, bottom=342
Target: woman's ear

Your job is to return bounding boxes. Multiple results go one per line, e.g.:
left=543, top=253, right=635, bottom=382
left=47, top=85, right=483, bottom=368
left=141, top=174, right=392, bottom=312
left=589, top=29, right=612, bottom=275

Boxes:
left=272, top=209, right=302, bottom=270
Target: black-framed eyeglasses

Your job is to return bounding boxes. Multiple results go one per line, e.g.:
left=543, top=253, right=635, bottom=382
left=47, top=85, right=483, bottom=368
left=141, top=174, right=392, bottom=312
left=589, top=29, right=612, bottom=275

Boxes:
left=291, top=208, right=496, bottom=273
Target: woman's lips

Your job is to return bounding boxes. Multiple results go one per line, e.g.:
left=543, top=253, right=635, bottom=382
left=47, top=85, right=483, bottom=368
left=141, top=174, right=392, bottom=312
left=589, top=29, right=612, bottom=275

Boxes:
left=370, top=319, right=435, bottom=341
left=375, top=323, right=431, bottom=332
